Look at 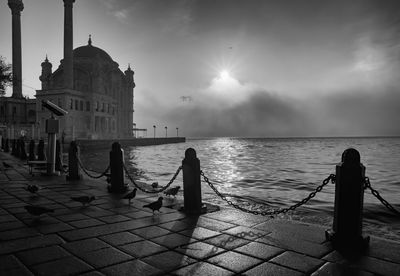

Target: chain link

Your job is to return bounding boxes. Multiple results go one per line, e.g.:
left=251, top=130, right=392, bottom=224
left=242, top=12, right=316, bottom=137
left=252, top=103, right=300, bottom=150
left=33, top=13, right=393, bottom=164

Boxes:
left=77, top=155, right=110, bottom=179
left=364, top=177, right=400, bottom=216
left=123, top=163, right=182, bottom=194
left=201, top=170, right=336, bottom=216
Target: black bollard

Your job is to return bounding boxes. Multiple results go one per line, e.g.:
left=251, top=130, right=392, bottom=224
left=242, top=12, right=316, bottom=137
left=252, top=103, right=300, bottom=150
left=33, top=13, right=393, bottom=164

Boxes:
left=66, top=141, right=81, bottom=181
left=28, top=140, right=36, bottom=161
left=37, top=139, right=46, bottom=161
left=108, top=142, right=128, bottom=193
left=182, top=148, right=205, bottom=214
left=19, top=138, right=27, bottom=160
left=55, top=140, right=63, bottom=172
left=326, top=148, right=369, bottom=252
left=4, top=139, right=9, bottom=153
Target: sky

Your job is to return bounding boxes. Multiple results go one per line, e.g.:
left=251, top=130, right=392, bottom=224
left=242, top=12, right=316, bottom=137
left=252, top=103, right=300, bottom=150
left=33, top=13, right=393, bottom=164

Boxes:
left=1, top=0, right=400, bottom=137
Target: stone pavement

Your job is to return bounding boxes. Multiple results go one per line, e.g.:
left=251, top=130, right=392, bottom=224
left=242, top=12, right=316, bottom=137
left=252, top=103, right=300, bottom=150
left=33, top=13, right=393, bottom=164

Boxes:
left=1, top=151, right=400, bottom=276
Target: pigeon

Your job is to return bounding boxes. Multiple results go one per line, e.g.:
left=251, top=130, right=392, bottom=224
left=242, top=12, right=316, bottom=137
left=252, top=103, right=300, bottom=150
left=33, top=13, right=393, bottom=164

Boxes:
left=122, top=188, right=137, bottom=204
left=71, top=195, right=96, bottom=206
left=151, top=182, right=158, bottom=189
left=24, top=205, right=54, bottom=216
left=143, top=197, right=163, bottom=214
left=164, top=186, right=180, bottom=197
left=24, top=184, right=40, bottom=194
left=2, top=161, right=12, bottom=169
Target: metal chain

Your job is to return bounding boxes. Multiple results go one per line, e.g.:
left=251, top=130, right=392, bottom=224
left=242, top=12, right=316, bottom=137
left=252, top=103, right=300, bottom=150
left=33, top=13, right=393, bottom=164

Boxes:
left=364, top=177, right=400, bottom=216
left=77, top=155, right=110, bottom=179
left=123, top=163, right=182, bottom=194
left=201, top=170, right=336, bottom=216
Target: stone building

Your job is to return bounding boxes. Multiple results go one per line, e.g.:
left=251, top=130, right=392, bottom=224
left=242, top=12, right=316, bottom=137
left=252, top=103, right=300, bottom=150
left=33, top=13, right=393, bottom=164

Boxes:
left=35, top=0, right=135, bottom=141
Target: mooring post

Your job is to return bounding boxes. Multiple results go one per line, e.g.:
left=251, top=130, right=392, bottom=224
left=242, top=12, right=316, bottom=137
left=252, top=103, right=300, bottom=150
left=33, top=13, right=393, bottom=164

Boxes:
left=326, top=148, right=369, bottom=251
left=182, top=148, right=205, bottom=214
left=66, top=141, right=81, bottom=181
left=37, top=139, right=46, bottom=161
left=108, top=142, right=127, bottom=193
left=28, top=140, right=35, bottom=161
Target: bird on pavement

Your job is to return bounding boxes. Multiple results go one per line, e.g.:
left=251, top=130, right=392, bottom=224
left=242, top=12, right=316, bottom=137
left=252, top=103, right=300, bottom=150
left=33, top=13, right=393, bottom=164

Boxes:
left=2, top=161, right=12, bottom=169
left=122, top=188, right=137, bottom=204
left=151, top=182, right=158, bottom=189
left=164, top=186, right=180, bottom=197
left=23, top=184, right=42, bottom=194
left=71, top=195, right=96, bottom=206
left=143, top=197, right=163, bottom=214
left=24, top=205, right=54, bottom=216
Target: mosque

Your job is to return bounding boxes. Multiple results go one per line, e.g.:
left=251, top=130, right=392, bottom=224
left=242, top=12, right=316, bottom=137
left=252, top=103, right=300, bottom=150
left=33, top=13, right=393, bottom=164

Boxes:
left=1, top=0, right=136, bottom=141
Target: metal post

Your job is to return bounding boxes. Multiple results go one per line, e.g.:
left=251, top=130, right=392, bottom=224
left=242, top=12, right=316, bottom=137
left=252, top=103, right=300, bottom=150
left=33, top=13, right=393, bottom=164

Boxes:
left=182, top=148, right=205, bottom=214
left=326, top=148, right=369, bottom=252
left=66, top=141, right=81, bottom=180
left=108, top=142, right=128, bottom=193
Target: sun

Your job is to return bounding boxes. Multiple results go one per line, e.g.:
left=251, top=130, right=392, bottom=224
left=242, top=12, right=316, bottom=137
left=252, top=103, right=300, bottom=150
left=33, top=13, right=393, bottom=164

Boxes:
left=219, top=70, right=230, bottom=80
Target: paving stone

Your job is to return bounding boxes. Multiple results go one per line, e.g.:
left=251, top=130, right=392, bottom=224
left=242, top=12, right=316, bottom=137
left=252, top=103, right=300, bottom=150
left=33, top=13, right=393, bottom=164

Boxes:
left=243, top=262, right=303, bottom=276
left=176, top=241, right=225, bottom=260
left=1, top=266, right=34, bottom=276
left=119, top=240, right=168, bottom=258
left=56, top=213, right=91, bottom=222
left=69, top=218, right=105, bottom=228
left=352, top=255, right=400, bottom=276
left=172, top=261, right=234, bottom=276
left=270, top=251, right=324, bottom=274
left=0, top=227, right=40, bottom=240
left=311, top=262, right=374, bottom=276
left=203, top=233, right=251, bottom=250
left=179, top=226, right=220, bottom=240
left=0, top=254, right=25, bottom=272
left=182, top=217, right=236, bottom=232
left=0, top=234, right=63, bottom=255
left=142, top=251, right=196, bottom=273
left=158, top=220, right=195, bottom=232
left=151, top=232, right=197, bottom=249
left=367, top=237, right=400, bottom=264
left=222, top=225, right=269, bottom=240
left=100, top=231, right=143, bottom=246
left=17, top=245, right=71, bottom=266
left=0, top=220, right=26, bottom=231
left=62, top=238, right=110, bottom=255
left=101, top=259, right=162, bottom=276
left=97, top=214, right=130, bottom=223
left=36, top=222, right=75, bottom=234
left=207, top=250, right=262, bottom=273
left=124, top=210, right=153, bottom=219
left=31, top=256, right=93, bottom=276
left=77, top=247, right=133, bottom=269
left=131, top=225, right=172, bottom=239
left=234, top=241, right=284, bottom=260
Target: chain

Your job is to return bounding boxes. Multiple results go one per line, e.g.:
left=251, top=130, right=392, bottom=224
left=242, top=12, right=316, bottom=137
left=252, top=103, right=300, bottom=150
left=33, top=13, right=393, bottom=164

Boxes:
left=77, top=155, right=110, bottom=179
left=201, top=170, right=336, bottom=216
left=123, top=163, right=182, bottom=194
left=364, top=177, right=400, bottom=216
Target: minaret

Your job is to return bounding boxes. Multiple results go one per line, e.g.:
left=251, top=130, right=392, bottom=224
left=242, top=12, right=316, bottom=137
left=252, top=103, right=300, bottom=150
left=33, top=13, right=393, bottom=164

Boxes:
left=8, top=0, right=24, bottom=98
left=63, top=0, right=75, bottom=89
left=40, top=56, right=52, bottom=90
left=124, top=64, right=135, bottom=137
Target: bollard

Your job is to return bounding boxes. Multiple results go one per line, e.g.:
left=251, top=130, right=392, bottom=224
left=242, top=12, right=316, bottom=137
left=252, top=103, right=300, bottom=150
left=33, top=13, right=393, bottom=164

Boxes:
left=37, top=139, right=46, bottom=161
left=55, top=140, right=62, bottom=172
left=66, top=141, right=81, bottom=181
left=19, top=138, right=27, bottom=160
left=108, top=142, right=128, bottom=193
left=182, top=148, right=205, bottom=214
left=28, top=140, right=36, bottom=161
left=4, top=139, right=9, bottom=153
left=326, top=148, right=369, bottom=252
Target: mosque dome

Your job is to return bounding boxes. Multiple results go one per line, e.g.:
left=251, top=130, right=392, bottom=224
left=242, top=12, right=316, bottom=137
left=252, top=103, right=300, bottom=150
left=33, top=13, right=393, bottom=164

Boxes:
left=73, top=36, right=113, bottom=63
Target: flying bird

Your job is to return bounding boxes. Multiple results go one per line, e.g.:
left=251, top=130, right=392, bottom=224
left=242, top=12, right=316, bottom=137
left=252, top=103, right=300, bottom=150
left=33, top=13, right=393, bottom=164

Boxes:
left=71, top=195, right=96, bottom=206
left=24, top=205, right=54, bottom=216
left=122, top=188, right=137, bottom=204
left=143, top=197, right=163, bottom=214
left=2, top=161, right=12, bottom=169
left=164, top=186, right=180, bottom=197
left=151, top=182, right=159, bottom=189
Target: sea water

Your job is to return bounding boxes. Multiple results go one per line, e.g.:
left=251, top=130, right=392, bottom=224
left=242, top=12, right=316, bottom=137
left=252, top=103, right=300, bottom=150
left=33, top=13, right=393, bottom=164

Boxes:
left=81, top=137, right=400, bottom=241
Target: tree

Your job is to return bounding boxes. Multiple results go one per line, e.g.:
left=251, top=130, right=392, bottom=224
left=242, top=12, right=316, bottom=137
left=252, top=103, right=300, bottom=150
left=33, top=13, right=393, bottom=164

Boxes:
left=0, top=56, right=12, bottom=97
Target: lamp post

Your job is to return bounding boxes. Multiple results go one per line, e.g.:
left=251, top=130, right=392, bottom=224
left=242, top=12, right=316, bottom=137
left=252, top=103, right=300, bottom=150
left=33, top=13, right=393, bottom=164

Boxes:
left=165, top=126, right=168, bottom=138
left=153, top=125, right=156, bottom=138
left=176, top=127, right=179, bottom=137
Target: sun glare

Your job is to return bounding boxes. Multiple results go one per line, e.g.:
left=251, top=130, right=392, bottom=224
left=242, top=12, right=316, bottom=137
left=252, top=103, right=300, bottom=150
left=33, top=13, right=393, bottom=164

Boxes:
left=220, top=70, right=230, bottom=80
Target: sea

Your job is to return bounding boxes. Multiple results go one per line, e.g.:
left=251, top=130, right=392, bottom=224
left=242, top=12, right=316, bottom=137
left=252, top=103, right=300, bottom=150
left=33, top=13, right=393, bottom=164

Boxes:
left=80, top=137, right=400, bottom=241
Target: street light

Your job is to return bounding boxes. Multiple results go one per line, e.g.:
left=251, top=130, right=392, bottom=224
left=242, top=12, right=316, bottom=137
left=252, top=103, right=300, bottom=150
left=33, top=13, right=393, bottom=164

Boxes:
left=153, top=125, right=156, bottom=138
left=165, top=126, right=168, bottom=138
left=176, top=127, right=179, bottom=137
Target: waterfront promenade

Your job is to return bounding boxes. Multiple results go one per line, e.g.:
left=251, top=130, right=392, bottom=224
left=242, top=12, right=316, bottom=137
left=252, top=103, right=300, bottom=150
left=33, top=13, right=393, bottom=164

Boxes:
left=1, top=151, right=400, bottom=276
